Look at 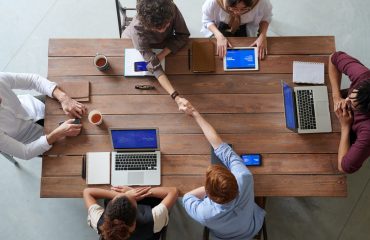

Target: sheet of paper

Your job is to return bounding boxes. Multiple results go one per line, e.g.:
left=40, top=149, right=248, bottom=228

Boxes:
left=86, top=152, right=110, bottom=185
left=293, top=61, right=325, bottom=84
left=124, top=48, right=165, bottom=77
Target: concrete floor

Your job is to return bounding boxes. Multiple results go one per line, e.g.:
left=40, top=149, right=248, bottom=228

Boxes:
left=0, top=0, right=369, bottom=239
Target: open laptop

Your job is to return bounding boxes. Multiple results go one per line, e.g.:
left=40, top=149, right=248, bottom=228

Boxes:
left=223, top=47, right=259, bottom=71
left=281, top=81, right=332, bottom=133
left=109, top=128, right=161, bottom=186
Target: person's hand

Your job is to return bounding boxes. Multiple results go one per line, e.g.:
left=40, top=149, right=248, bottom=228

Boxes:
left=111, top=186, right=133, bottom=193
left=216, top=35, right=232, bottom=58
left=125, top=186, right=152, bottom=201
left=178, top=99, right=197, bottom=116
left=335, top=102, right=353, bottom=129
left=250, top=34, right=268, bottom=60
left=60, top=96, right=87, bottom=118
left=54, top=119, right=82, bottom=138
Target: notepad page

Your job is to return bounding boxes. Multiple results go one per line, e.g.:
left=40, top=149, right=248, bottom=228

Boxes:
left=86, top=152, right=110, bottom=185
left=124, top=49, right=165, bottom=77
left=293, top=61, right=325, bottom=84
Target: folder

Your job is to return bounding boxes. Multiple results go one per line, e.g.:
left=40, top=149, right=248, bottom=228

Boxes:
left=192, top=41, right=215, bottom=73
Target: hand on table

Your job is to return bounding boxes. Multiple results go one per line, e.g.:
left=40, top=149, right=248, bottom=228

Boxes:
left=112, top=186, right=152, bottom=201
left=216, top=35, right=232, bottom=58
left=55, top=119, right=82, bottom=137
left=250, top=34, right=268, bottom=60
left=60, top=96, right=87, bottom=118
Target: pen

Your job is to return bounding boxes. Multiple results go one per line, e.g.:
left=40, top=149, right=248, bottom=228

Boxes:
left=188, top=49, right=191, bottom=71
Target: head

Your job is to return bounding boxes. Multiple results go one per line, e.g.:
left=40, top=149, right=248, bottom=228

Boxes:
left=205, top=165, right=239, bottom=204
left=101, top=195, right=137, bottom=240
left=226, top=0, right=254, bottom=14
left=136, top=0, right=175, bottom=32
left=346, top=80, right=370, bottom=114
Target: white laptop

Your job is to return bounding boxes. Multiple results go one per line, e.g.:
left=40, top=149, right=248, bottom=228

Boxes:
left=109, top=128, right=161, bottom=186
left=223, top=47, right=259, bottom=71
left=281, top=81, right=332, bottom=134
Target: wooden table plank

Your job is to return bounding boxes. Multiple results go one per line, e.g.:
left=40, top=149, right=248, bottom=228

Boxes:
left=48, top=36, right=335, bottom=57
left=45, top=133, right=340, bottom=155
left=40, top=174, right=346, bottom=198
left=47, top=55, right=329, bottom=77
left=42, top=154, right=340, bottom=177
left=44, top=113, right=341, bottom=135
left=48, top=74, right=334, bottom=95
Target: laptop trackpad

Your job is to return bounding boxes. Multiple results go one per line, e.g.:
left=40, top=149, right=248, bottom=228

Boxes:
left=128, top=172, right=144, bottom=185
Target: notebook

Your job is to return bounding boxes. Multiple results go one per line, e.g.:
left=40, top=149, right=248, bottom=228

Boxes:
left=59, top=80, right=90, bottom=102
left=293, top=61, right=325, bottom=84
left=86, top=152, right=111, bottom=185
left=192, top=41, right=215, bottom=72
left=124, top=48, right=165, bottom=77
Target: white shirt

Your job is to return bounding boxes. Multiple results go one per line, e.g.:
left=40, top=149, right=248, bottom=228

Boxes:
left=87, top=203, right=169, bottom=233
left=0, top=72, right=57, bottom=160
left=201, top=0, right=273, bottom=37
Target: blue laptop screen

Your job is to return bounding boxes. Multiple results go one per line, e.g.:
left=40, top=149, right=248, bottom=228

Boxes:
left=225, top=48, right=256, bottom=69
left=282, top=83, right=298, bottom=130
left=111, top=129, right=158, bottom=150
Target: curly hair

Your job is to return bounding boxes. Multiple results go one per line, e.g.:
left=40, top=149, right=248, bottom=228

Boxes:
left=101, top=196, right=137, bottom=240
left=205, top=164, right=238, bottom=204
left=136, top=0, right=175, bottom=29
left=355, top=80, right=370, bottom=114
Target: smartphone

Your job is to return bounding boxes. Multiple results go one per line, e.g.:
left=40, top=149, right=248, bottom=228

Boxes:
left=134, top=61, right=148, bottom=72
left=58, top=118, right=81, bottom=126
left=240, top=154, right=262, bottom=166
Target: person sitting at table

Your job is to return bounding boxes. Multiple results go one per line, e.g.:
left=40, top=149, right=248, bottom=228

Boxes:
left=122, top=0, right=190, bottom=109
left=83, top=186, right=178, bottom=240
left=0, top=72, right=86, bottom=160
left=179, top=100, right=265, bottom=239
left=201, top=0, right=273, bottom=59
left=328, top=51, right=370, bottom=174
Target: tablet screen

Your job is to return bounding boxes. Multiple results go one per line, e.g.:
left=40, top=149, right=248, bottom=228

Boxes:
left=225, top=48, right=256, bottom=69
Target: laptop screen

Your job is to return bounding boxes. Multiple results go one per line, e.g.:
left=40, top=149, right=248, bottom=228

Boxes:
left=282, top=82, right=298, bottom=130
left=111, top=129, right=158, bottom=150
left=225, top=48, right=256, bottom=69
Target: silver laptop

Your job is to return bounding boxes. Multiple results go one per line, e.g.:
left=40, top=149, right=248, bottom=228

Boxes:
left=281, top=81, right=332, bottom=133
left=109, top=128, right=161, bottom=186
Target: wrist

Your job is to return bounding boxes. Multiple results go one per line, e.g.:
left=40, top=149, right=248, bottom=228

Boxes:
left=341, top=125, right=351, bottom=132
left=171, top=91, right=180, bottom=100
left=46, top=131, right=60, bottom=145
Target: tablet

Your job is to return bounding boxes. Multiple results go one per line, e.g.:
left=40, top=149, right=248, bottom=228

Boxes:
left=223, top=47, right=259, bottom=71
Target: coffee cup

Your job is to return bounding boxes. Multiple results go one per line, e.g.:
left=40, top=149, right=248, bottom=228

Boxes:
left=94, top=53, right=110, bottom=71
left=88, top=110, right=103, bottom=125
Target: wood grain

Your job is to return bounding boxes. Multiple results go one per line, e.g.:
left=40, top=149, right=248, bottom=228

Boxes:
left=47, top=55, right=329, bottom=77
left=44, top=113, right=341, bottom=135
left=48, top=37, right=335, bottom=57
left=40, top=174, right=346, bottom=198
left=45, top=133, right=340, bottom=155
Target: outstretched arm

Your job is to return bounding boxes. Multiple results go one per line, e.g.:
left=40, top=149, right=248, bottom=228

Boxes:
left=329, top=53, right=345, bottom=109
left=179, top=100, right=223, bottom=149
left=83, top=188, right=117, bottom=209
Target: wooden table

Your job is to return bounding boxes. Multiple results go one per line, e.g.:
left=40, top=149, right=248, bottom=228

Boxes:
left=41, top=37, right=347, bottom=198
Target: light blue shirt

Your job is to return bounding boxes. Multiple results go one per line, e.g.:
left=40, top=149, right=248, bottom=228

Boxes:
left=182, top=143, right=265, bottom=240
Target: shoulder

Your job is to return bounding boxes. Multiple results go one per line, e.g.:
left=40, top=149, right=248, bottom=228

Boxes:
left=203, top=0, right=219, bottom=10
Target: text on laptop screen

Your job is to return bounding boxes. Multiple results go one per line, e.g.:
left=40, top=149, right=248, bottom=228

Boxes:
left=225, top=49, right=256, bottom=69
left=283, top=83, right=298, bottom=130
left=111, top=129, right=158, bottom=150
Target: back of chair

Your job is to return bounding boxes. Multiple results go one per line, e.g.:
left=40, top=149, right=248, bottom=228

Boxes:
left=115, top=0, right=136, bottom=38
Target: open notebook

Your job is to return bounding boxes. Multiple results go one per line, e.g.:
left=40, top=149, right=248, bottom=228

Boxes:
left=293, top=61, right=325, bottom=84
left=124, top=48, right=165, bottom=77
left=86, top=152, right=110, bottom=185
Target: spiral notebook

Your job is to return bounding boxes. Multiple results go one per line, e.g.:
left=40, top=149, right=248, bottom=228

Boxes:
left=293, top=61, right=325, bottom=84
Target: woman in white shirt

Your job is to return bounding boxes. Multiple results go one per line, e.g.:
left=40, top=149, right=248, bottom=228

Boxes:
left=202, top=0, right=272, bottom=59
left=0, top=72, right=86, bottom=160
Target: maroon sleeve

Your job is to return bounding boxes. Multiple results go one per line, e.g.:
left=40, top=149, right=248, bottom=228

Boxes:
left=341, top=128, right=370, bottom=173
left=331, top=51, right=370, bottom=85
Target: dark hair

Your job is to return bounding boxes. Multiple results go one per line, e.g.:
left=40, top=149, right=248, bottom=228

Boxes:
left=205, top=165, right=238, bottom=204
left=136, top=0, right=175, bottom=29
left=356, top=80, right=370, bottom=114
left=227, top=0, right=254, bottom=7
left=101, top=196, right=137, bottom=240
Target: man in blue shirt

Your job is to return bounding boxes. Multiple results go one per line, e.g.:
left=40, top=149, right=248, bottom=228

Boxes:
left=180, top=100, right=265, bottom=240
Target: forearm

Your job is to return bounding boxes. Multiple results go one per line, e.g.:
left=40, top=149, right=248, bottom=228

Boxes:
left=150, top=187, right=179, bottom=210
left=193, top=111, right=222, bottom=149
left=186, top=186, right=206, bottom=200
left=83, top=188, right=118, bottom=208
left=52, top=87, right=69, bottom=102
left=208, top=23, right=223, bottom=39
left=157, top=48, right=172, bottom=62
left=329, top=54, right=342, bottom=99
left=258, top=21, right=269, bottom=36
left=157, top=74, right=176, bottom=95
left=337, top=127, right=351, bottom=172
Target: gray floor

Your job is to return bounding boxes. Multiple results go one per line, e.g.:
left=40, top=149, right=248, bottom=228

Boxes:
left=0, top=0, right=369, bottom=239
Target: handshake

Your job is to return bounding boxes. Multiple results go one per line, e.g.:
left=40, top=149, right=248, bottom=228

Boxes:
left=175, top=97, right=198, bottom=117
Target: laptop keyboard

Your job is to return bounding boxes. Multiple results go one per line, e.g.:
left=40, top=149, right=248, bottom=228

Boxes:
left=296, top=90, right=317, bottom=130
left=115, top=153, right=157, bottom=171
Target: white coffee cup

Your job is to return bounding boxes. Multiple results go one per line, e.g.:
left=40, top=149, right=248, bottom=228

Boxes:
left=88, top=110, right=103, bottom=125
